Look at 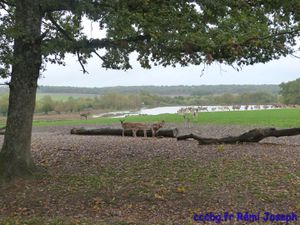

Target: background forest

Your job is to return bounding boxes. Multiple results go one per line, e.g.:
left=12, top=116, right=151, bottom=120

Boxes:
left=0, top=81, right=298, bottom=115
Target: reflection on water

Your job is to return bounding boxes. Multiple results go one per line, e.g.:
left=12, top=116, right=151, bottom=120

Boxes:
left=92, top=105, right=274, bottom=118
left=139, top=106, right=187, bottom=115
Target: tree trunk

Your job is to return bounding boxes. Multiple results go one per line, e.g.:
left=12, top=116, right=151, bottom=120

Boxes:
left=0, top=0, right=42, bottom=182
left=70, top=127, right=178, bottom=138
left=177, top=127, right=300, bottom=145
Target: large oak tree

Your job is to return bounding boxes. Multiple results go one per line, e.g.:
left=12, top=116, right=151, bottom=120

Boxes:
left=0, top=0, right=299, bottom=182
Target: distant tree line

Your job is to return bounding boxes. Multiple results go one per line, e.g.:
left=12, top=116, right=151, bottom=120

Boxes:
left=0, top=91, right=279, bottom=116
left=37, top=91, right=278, bottom=114
left=0, top=85, right=279, bottom=97
left=5, top=76, right=300, bottom=116
left=279, top=78, right=300, bottom=104
left=36, top=85, right=280, bottom=96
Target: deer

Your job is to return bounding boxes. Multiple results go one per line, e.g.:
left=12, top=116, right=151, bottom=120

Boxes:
left=120, top=120, right=166, bottom=137
left=120, top=120, right=149, bottom=137
left=151, top=120, right=165, bottom=137
left=232, top=105, right=241, bottom=111
left=178, top=108, right=191, bottom=128
left=80, top=111, right=90, bottom=120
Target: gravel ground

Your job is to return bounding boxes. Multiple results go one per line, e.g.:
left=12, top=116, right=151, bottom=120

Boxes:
left=0, top=123, right=298, bottom=169
left=0, top=124, right=299, bottom=224
left=27, top=123, right=300, bottom=175
left=32, top=123, right=300, bottom=145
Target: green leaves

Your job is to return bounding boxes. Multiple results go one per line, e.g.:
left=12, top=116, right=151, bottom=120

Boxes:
left=279, top=78, right=300, bottom=105
left=0, top=0, right=300, bottom=73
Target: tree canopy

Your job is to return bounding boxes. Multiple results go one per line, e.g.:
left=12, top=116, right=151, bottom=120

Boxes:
left=280, top=78, right=300, bottom=104
left=1, top=0, right=300, bottom=77
left=0, top=0, right=300, bottom=181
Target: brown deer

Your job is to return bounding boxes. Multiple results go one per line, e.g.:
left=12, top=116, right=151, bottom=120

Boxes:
left=120, top=120, right=166, bottom=137
left=120, top=120, right=149, bottom=137
left=80, top=111, right=90, bottom=120
left=151, top=120, right=165, bottom=137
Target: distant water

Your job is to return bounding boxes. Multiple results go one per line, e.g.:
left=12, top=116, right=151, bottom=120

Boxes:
left=139, top=106, right=187, bottom=115
left=92, top=105, right=273, bottom=118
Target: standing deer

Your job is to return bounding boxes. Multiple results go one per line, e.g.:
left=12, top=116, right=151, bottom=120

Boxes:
left=120, top=120, right=149, bottom=137
left=178, top=108, right=191, bottom=128
left=120, top=120, right=166, bottom=137
left=80, top=111, right=90, bottom=120
left=151, top=120, right=165, bottom=137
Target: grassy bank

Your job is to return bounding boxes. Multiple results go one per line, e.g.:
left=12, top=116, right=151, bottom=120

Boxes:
left=28, top=109, right=300, bottom=128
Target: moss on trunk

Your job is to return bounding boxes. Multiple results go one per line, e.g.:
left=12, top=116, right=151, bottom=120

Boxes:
left=0, top=0, right=43, bottom=182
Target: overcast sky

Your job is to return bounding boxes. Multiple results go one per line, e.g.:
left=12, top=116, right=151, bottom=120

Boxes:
left=37, top=53, right=299, bottom=87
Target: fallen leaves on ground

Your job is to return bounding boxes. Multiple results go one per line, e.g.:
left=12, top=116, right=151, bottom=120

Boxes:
left=0, top=124, right=299, bottom=224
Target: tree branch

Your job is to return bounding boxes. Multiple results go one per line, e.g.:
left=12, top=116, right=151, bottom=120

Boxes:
left=41, top=0, right=113, bottom=13
left=241, top=28, right=300, bottom=46
left=41, top=0, right=79, bottom=13
left=47, top=12, right=90, bottom=73
left=92, top=50, right=106, bottom=63
left=83, top=34, right=151, bottom=50
left=0, top=0, right=15, bottom=7
left=47, top=13, right=110, bottom=73
left=45, top=12, right=151, bottom=71
left=40, top=29, right=50, bottom=40
left=190, top=27, right=300, bottom=55
left=291, top=53, right=300, bottom=59
left=47, top=13, right=74, bottom=41
left=0, top=82, right=10, bottom=86
left=77, top=52, right=88, bottom=74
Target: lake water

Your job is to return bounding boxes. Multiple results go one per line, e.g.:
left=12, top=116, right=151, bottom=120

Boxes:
left=93, top=105, right=274, bottom=118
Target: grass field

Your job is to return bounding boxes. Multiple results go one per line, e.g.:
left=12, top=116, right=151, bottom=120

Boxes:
left=29, top=109, right=300, bottom=128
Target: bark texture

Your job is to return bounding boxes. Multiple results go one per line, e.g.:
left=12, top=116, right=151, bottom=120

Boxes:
left=71, top=127, right=178, bottom=138
left=0, top=0, right=43, bottom=182
left=177, top=127, right=300, bottom=145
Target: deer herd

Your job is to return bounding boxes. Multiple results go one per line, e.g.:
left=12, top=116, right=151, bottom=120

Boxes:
left=176, top=104, right=297, bottom=115
left=120, top=120, right=165, bottom=138
left=79, top=110, right=165, bottom=137
left=78, top=103, right=299, bottom=137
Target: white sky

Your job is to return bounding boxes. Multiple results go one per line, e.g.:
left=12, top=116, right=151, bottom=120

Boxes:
left=39, top=53, right=300, bottom=87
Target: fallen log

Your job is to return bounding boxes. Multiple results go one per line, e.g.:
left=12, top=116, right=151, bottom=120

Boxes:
left=70, top=127, right=178, bottom=138
left=177, top=127, right=300, bottom=145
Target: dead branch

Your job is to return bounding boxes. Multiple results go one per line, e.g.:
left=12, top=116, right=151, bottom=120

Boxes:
left=177, top=127, right=300, bottom=145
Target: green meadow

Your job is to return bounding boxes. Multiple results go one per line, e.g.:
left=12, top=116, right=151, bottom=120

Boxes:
left=30, top=109, right=300, bottom=128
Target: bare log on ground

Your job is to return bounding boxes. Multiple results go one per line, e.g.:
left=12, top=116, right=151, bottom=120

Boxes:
left=70, top=127, right=178, bottom=138
left=177, top=127, right=300, bottom=145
